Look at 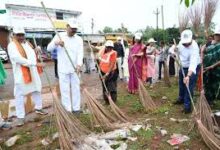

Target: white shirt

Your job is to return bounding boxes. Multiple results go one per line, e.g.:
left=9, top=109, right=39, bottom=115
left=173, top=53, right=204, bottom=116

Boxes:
left=47, top=32, right=84, bottom=74
left=8, top=41, right=42, bottom=95
left=177, top=40, right=200, bottom=73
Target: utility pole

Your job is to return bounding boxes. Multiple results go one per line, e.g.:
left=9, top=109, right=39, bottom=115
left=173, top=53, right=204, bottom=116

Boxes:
left=161, top=5, right=165, bottom=42
left=153, top=8, right=160, bottom=30
left=91, top=18, right=94, bottom=34
left=153, top=8, right=160, bottom=42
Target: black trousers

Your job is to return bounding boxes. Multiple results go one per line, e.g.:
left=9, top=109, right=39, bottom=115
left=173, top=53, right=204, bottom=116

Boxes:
left=158, top=61, right=165, bottom=80
left=169, top=57, right=175, bottom=76
left=101, top=70, right=118, bottom=104
left=53, top=59, right=58, bottom=78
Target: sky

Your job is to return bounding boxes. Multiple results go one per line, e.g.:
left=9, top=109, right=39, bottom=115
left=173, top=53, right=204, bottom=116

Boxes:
left=1, top=0, right=220, bottom=33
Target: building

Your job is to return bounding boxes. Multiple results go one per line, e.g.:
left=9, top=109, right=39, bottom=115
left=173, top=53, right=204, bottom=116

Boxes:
left=0, top=3, right=82, bottom=49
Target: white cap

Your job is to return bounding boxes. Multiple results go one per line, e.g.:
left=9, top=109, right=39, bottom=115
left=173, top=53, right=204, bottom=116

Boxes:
left=134, top=32, right=142, bottom=40
left=214, top=27, right=220, bottom=35
left=105, top=40, right=114, bottom=47
left=180, top=29, right=193, bottom=44
left=67, top=19, right=78, bottom=28
left=117, top=36, right=122, bottom=41
left=13, top=27, right=25, bottom=34
left=148, top=38, right=157, bottom=43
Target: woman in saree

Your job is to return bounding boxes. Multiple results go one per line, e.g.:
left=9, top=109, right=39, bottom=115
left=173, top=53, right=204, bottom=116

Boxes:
left=128, top=33, right=147, bottom=94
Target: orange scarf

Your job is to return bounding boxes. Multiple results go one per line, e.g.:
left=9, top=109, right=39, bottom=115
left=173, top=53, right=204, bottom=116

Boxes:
left=13, top=39, right=43, bottom=84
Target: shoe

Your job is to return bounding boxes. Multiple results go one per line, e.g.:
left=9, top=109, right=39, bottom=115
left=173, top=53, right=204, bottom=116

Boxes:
left=0, top=123, right=12, bottom=130
left=173, top=100, right=184, bottom=105
left=16, top=118, right=25, bottom=127
left=182, top=108, right=192, bottom=114
left=35, top=109, right=48, bottom=115
left=72, top=110, right=82, bottom=116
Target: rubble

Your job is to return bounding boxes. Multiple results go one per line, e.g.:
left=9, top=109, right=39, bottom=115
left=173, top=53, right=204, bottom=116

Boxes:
left=5, top=135, right=20, bottom=147
left=167, top=134, right=190, bottom=146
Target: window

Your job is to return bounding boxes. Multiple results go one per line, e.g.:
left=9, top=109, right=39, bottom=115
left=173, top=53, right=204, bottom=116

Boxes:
left=56, top=12, right=63, bottom=20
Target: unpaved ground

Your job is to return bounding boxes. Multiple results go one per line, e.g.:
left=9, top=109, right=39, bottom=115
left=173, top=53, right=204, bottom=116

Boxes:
left=0, top=64, right=219, bottom=150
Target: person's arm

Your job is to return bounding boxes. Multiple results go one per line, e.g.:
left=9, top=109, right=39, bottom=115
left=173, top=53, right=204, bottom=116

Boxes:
left=47, top=35, right=61, bottom=52
left=8, top=43, right=35, bottom=66
left=184, top=42, right=199, bottom=85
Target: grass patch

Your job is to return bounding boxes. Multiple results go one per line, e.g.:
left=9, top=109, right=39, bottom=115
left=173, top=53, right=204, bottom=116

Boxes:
left=39, top=124, right=57, bottom=138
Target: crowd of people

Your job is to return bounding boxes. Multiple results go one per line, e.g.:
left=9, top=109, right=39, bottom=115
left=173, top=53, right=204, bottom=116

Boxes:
left=0, top=19, right=220, bottom=129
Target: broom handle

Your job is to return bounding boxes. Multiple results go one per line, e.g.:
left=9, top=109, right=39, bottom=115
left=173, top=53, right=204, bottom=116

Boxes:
left=173, top=39, right=197, bottom=114
left=86, top=37, right=110, bottom=95
left=41, top=2, right=77, bottom=73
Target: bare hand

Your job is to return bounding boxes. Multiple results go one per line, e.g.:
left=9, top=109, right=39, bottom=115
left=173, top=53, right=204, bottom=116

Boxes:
left=183, top=76, right=190, bottom=86
left=76, top=65, right=81, bottom=74
left=203, top=65, right=214, bottom=73
left=36, top=62, right=44, bottom=67
left=35, top=46, right=42, bottom=53
left=55, top=40, right=64, bottom=47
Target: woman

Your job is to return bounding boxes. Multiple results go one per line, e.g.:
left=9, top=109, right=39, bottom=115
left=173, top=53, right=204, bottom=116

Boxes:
left=0, top=59, right=7, bottom=85
left=128, top=33, right=147, bottom=94
left=99, top=40, right=118, bottom=104
left=168, top=42, right=176, bottom=77
left=146, top=38, right=158, bottom=88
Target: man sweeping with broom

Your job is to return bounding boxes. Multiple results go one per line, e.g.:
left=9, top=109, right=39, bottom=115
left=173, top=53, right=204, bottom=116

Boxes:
left=173, top=29, right=200, bottom=114
left=98, top=40, right=118, bottom=104
left=8, top=27, right=47, bottom=126
left=47, top=19, right=84, bottom=114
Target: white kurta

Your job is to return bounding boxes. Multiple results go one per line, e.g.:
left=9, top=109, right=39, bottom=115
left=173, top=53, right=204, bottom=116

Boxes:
left=8, top=41, right=42, bottom=96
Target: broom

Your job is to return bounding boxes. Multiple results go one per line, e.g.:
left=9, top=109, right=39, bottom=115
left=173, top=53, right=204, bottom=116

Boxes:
left=86, top=38, right=129, bottom=123
left=41, top=1, right=119, bottom=131
left=173, top=39, right=220, bottom=150
left=188, top=1, right=202, bottom=38
left=32, top=35, right=90, bottom=149
left=121, top=25, right=156, bottom=111
left=203, top=0, right=219, bottom=38
left=178, top=8, right=189, bottom=33
left=129, top=50, right=157, bottom=111
left=163, top=56, right=171, bottom=87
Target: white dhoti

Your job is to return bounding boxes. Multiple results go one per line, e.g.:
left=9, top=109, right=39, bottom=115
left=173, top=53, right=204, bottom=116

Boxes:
left=59, top=72, right=81, bottom=112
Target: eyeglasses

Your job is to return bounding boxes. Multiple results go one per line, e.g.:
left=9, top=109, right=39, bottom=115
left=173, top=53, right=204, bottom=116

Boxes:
left=182, top=43, right=191, bottom=47
left=16, top=34, right=25, bottom=37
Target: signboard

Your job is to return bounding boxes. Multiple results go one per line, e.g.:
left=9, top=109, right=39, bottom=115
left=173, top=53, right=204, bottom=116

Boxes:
left=6, top=4, right=78, bottom=30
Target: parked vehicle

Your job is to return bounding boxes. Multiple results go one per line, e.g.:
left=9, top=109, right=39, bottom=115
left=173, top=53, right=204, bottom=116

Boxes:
left=0, top=46, right=8, bottom=63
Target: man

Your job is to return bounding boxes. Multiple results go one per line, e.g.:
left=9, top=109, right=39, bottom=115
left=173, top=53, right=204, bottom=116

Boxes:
left=98, top=40, right=118, bottom=104
left=158, top=41, right=168, bottom=80
left=173, top=29, right=200, bottom=114
left=47, top=20, right=83, bottom=113
left=114, top=37, right=124, bottom=80
left=51, top=48, right=58, bottom=78
left=8, top=27, right=47, bottom=126
left=202, top=28, right=220, bottom=105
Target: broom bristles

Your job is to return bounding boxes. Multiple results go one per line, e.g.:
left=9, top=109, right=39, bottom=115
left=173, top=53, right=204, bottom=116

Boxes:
left=188, top=1, right=203, bottom=37
left=163, top=63, right=171, bottom=87
left=178, top=8, right=189, bottom=33
left=203, top=0, right=219, bottom=36
left=83, top=88, right=116, bottom=129
left=138, top=79, right=156, bottom=111
left=197, top=119, right=220, bottom=150
left=107, top=94, right=130, bottom=123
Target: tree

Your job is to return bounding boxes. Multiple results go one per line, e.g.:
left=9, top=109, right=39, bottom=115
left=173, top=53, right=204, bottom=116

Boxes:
left=103, top=26, right=114, bottom=33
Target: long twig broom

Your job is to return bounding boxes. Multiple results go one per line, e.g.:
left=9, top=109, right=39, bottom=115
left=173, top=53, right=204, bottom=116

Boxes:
left=188, top=1, right=202, bottom=38
left=121, top=25, right=156, bottom=111
left=173, top=39, right=220, bottom=150
left=86, top=39, right=129, bottom=123
left=41, top=1, right=119, bottom=131
left=178, top=8, right=189, bottom=33
left=203, top=0, right=219, bottom=38
left=32, top=36, right=90, bottom=150
left=163, top=52, right=171, bottom=87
